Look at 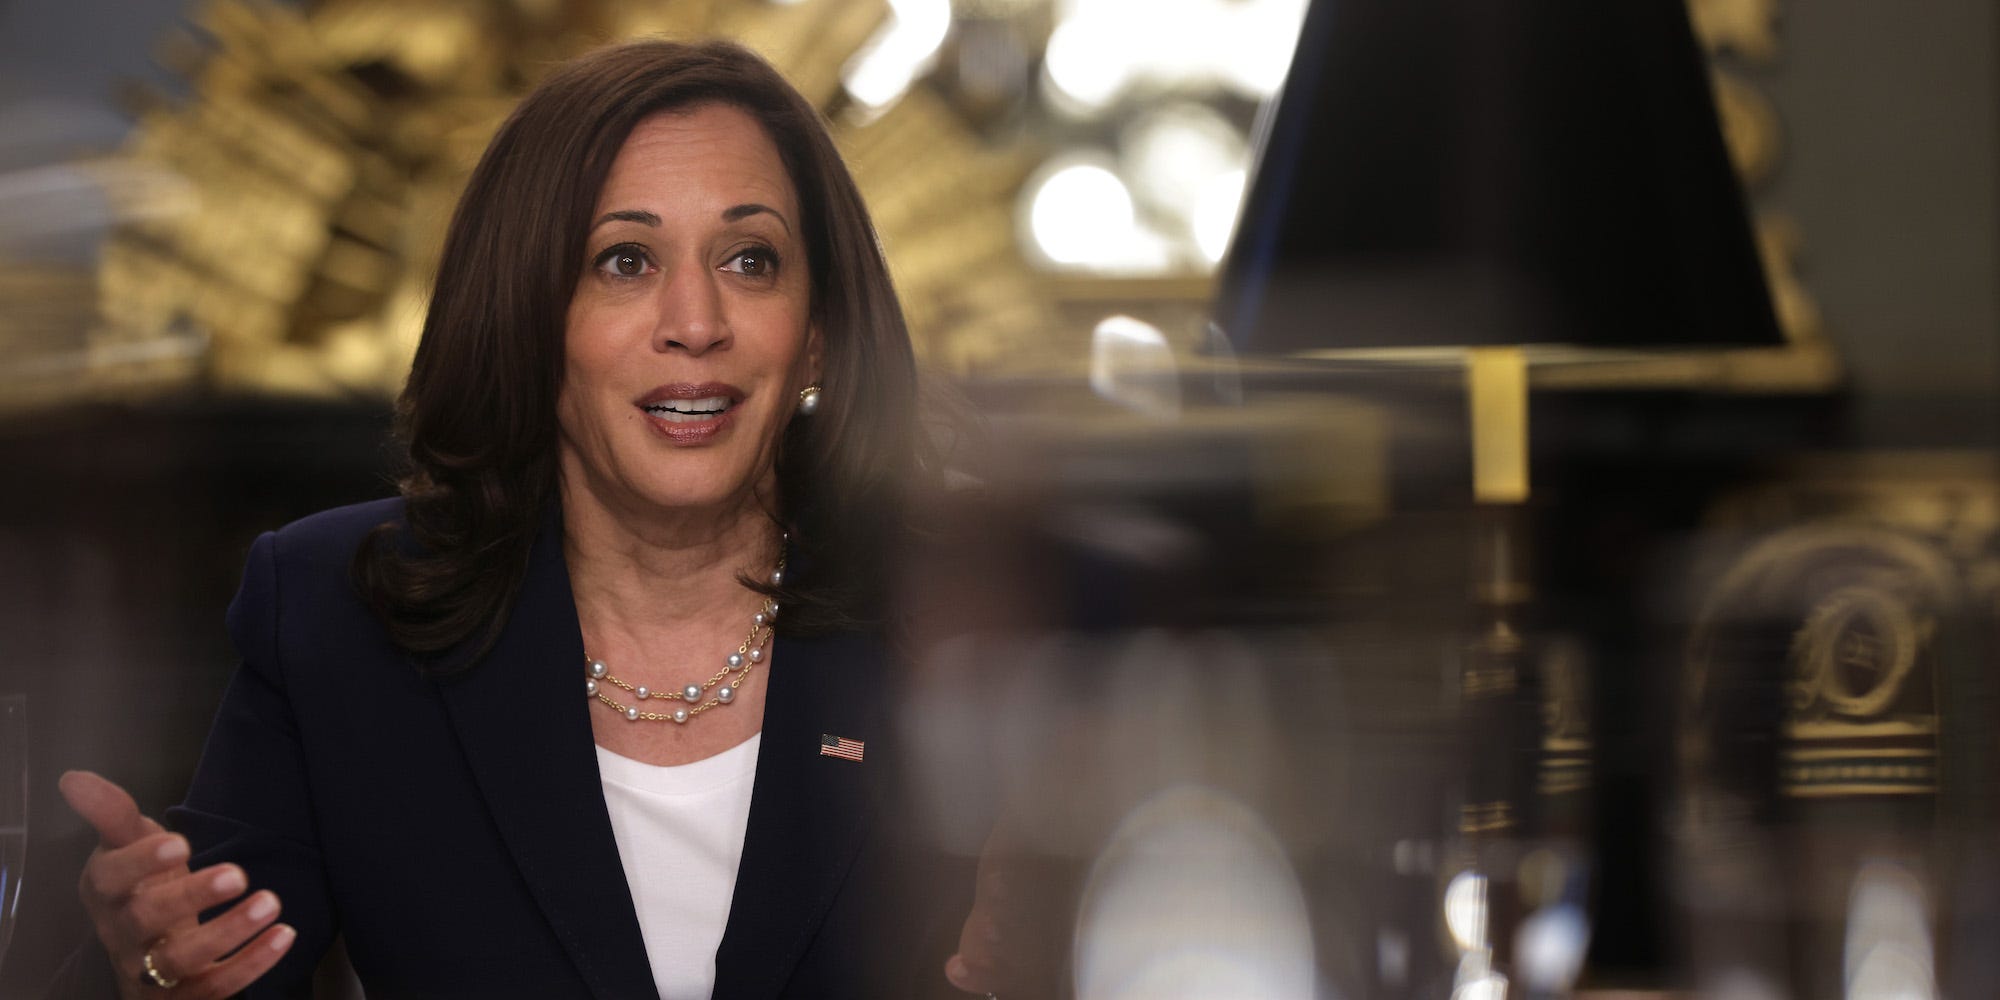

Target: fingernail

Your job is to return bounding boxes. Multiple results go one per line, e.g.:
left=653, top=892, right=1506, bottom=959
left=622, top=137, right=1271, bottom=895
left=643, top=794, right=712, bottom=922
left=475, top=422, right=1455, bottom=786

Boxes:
left=248, top=892, right=278, bottom=921
left=156, top=838, right=188, bottom=863
left=213, top=867, right=247, bottom=894
left=268, top=924, right=295, bottom=950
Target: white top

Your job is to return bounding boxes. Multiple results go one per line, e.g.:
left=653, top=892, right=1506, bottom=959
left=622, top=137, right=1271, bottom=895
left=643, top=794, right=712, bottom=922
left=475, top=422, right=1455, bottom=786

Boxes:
left=596, top=734, right=762, bottom=1000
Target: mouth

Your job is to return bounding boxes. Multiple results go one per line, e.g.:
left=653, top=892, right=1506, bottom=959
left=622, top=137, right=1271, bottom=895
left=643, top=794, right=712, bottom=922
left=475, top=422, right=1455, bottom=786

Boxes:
left=634, top=383, right=742, bottom=443
left=640, top=396, right=734, bottom=423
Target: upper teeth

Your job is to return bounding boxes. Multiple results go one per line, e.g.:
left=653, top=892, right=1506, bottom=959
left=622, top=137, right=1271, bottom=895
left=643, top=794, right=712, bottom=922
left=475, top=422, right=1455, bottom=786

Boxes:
left=646, top=396, right=729, bottom=415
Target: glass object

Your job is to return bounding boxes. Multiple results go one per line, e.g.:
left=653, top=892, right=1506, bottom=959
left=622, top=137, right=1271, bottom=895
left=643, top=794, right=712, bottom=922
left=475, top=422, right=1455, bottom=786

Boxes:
left=0, top=695, right=23, bottom=973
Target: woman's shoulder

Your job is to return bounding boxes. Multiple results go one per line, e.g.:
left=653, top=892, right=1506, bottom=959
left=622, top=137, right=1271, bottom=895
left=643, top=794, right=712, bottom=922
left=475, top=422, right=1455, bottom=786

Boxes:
left=227, top=498, right=410, bottom=668
left=235, top=497, right=407, bottom=614
left=268, top=496, right=408, bottom=554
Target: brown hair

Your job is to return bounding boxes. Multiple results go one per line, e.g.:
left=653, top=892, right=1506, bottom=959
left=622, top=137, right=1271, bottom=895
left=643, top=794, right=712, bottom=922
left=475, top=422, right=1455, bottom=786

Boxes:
left=355, top=39, right=920, bottom=666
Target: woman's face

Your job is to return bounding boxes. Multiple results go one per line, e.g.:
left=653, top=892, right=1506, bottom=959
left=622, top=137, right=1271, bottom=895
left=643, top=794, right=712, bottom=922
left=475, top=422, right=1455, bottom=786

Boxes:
left=557, top=103, right=821, bottom=521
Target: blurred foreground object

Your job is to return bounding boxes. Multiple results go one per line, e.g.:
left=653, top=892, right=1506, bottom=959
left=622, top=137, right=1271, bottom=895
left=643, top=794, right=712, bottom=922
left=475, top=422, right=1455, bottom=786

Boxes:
left=1205, top=0, right=1805, bottom=994
left=1676, top=453, right=2000, bottom=998
left=0, top=695, right=24, bottom=974
left=889, top=0, right=1996, bottom=996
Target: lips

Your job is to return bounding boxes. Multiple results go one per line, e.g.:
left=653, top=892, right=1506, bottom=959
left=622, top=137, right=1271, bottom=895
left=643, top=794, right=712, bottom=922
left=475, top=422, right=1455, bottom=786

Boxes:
left=634, top=383, right=741, bottom=443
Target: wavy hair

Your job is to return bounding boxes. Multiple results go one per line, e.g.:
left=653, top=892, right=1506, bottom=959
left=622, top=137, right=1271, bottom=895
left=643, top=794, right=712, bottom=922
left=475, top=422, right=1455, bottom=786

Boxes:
left=355, top=39, right=920, bottom=667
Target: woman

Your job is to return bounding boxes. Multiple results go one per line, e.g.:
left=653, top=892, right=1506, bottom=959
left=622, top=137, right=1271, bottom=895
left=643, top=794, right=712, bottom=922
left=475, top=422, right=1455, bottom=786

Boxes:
left=58, top=39, right=975, bottom=998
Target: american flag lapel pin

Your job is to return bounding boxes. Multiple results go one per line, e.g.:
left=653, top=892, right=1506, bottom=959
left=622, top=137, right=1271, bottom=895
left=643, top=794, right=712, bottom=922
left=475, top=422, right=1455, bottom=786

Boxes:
left=819, top=733, right=865, bottom=762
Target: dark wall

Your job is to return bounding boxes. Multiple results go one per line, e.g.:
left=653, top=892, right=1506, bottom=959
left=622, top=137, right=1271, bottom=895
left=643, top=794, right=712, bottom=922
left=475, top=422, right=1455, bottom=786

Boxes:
left=0, top=397, right=396, bottom=996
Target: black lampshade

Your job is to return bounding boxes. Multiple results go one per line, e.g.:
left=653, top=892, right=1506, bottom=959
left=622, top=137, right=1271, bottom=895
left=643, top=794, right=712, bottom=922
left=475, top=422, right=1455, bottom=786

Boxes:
left=1214, top=0, right=1786, bottom=354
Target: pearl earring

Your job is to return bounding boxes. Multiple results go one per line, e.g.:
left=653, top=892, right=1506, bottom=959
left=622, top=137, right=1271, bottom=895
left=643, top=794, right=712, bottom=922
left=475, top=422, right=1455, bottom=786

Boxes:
left=797, top=384, right=821, bottom=416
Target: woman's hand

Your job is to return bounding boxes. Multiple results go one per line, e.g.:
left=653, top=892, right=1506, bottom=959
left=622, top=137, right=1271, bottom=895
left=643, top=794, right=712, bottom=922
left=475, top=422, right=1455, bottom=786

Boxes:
left=59, top=771, right=295, bottom=998
left=944, top=902, right=1002, bottom=997
left=943, top=828, right=1013, bottom=997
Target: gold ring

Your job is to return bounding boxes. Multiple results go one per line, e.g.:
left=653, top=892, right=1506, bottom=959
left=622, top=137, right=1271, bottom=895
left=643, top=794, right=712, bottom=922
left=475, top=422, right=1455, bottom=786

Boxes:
left=142, top=948, right=180, bottom=990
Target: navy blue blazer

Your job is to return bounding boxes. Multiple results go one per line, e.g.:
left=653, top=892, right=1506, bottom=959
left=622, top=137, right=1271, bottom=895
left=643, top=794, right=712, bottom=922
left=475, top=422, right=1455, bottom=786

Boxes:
left=140, top=498, right=960, bottom=998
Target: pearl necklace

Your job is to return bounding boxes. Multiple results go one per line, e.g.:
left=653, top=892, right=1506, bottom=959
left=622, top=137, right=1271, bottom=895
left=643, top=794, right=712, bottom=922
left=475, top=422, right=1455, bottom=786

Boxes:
left=584, top=560, right=784, bottom=725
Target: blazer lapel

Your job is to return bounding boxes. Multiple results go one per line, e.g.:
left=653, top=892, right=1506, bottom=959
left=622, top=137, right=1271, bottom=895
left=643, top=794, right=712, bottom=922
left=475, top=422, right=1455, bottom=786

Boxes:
left=434, top=517, right=657, bottom=999
left=711, top=630, right=885, bottom=1000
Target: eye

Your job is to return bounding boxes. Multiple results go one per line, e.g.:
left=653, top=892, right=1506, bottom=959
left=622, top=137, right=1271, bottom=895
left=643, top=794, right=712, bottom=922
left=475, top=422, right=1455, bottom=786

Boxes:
left=592, top=243, right=654, bottom=278
left=722, top=246, right=780, bottom=278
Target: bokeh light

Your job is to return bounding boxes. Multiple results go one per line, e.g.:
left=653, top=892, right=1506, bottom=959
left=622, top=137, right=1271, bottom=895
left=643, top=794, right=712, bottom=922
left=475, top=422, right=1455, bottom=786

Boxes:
left=841, top=0, right=953, bottom=112
left=1026, top=159, right=1135, bottom=266
left=1073, top=785, right=1316, bottom=1000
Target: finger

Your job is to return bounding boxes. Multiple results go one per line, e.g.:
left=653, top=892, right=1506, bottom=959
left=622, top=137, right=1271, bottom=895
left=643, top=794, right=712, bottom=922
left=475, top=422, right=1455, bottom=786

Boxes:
left=178, top=923, right=296, bottom=1000
left=78, top=832, right=190, bottom=905
left=968, top=828, right=1016, bottom=925
left=146, top=890, right=281, bottom=989
left=124, top=864, right=249, bottom=942
left=948, top=906, right=1003, bottom=989
left=945, top=953, right=992, bottom=994
left=59, top=771, right=159, bottom=848
left=973, top=858, right=1010, bottom=911
left=973, top=828, right=1006, bottom=884
left=948, top=827, right=1018, bottom=995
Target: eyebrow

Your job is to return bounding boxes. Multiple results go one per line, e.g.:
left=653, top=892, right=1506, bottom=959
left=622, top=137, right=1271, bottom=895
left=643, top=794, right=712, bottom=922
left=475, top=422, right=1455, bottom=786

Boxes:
left=590, top=209, right=659, bottom=230
left=589, top=204, right=793, bottom=234
left=723, top=203, right=793, bottom=234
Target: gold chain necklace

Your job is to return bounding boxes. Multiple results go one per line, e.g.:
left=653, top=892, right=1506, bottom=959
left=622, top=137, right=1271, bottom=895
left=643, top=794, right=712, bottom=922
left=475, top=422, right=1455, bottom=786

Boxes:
left=584, top=555, right=784, bottom=725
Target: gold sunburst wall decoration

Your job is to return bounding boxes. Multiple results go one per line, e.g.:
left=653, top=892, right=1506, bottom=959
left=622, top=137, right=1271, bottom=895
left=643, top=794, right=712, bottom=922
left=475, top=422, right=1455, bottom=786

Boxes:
left=67, top=0, right=1058, bottom=404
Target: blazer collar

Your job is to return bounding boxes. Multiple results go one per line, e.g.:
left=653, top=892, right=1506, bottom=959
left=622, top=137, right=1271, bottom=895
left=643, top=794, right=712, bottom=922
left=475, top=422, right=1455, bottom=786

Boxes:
left=712, top=629, right=885, bottom=1000
left=434, top=506, right=886, bottom=1000
left=434, top=511, right=657, bottom=999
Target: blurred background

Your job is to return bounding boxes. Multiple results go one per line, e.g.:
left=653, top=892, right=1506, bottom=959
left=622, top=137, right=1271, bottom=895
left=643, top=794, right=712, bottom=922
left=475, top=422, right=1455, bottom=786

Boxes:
left=0, top=0, right=1994, bottom=996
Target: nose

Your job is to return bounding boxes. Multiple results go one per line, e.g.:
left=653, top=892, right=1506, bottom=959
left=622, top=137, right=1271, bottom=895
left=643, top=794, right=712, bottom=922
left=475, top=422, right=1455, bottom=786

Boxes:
left=653, top=261, right=730, bottom=356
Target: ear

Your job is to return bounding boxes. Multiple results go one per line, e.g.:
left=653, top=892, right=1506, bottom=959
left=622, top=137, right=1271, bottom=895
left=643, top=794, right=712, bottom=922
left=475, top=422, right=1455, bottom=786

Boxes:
left=804, top=321, right=825, bottom=387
